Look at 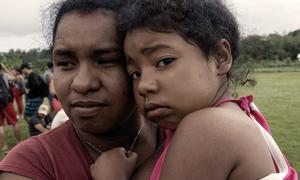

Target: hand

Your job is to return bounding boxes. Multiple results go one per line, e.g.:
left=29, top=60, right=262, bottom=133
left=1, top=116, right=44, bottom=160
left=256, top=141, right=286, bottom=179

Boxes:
left=0, top=63, right=7, bottom=70
left=90, top=147, right=138, bottom=180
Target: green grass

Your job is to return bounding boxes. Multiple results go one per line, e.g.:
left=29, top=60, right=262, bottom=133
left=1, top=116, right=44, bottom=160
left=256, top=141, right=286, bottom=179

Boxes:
left=0, top=117, right=29, bottom=159
left=255, top=66, right=300, bottom=72
left=1, top=71, right=299, bottom=173
left=0, top=96, right=38, bottom=159
left=253, top=61, right=300, bottom=73
left=237, top=72, right=300, bottom=172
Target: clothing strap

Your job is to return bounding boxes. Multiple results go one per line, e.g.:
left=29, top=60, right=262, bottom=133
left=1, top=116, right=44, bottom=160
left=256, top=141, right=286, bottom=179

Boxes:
left=213, top=96, right=298, bottom=179
left=213, top=95, right=272, bottom=134
left=150, top=130, right=174, bottom=180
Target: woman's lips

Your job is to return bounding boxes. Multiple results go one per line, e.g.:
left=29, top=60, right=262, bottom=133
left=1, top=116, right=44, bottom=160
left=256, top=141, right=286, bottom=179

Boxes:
left=71, top=101, right=108, bottom=117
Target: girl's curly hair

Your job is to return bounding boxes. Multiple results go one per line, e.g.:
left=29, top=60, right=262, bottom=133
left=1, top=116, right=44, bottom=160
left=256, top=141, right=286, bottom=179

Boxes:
left=118, top=0, right=254, bottom=88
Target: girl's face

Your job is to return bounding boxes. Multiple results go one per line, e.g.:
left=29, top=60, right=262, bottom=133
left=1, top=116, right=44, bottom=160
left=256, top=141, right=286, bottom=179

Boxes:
left=124, top=28, right=227, bottom=129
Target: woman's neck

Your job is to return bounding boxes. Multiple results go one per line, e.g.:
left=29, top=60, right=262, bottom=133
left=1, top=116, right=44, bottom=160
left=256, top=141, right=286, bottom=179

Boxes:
left=75, top=115, right=159, bottom=163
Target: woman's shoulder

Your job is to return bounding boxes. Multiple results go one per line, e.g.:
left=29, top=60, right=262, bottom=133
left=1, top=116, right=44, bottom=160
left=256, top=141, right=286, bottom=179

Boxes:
left=6, top=121, right=75, bottom=156
left=0, top=137, right=48, bottom=170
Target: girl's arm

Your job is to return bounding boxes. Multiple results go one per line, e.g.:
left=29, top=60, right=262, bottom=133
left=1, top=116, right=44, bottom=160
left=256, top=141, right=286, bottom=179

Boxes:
left=159, top=107, right=275, bottom=180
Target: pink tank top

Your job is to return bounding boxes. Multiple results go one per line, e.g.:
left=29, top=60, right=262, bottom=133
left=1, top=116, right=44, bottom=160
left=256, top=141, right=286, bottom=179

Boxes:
left=150, top=96, right=298, bottom=180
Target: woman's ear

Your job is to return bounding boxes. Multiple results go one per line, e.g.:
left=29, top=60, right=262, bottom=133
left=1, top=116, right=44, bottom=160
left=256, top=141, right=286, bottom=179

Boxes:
left=214, top=39, right=233, bottom=76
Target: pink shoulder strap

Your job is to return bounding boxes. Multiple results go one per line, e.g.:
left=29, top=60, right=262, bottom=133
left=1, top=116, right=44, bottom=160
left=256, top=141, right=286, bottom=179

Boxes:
left=150, top=130, right=174, bottom=180
left=213, top=95, right=272, bottom=134
left=214, top=96, right=298, bottom=179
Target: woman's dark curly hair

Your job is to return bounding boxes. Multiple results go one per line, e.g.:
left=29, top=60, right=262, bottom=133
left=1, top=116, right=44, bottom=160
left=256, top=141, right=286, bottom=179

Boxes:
left=43, top=0, right=126, bottom=50
left=118, top=0, right=253, bottom=88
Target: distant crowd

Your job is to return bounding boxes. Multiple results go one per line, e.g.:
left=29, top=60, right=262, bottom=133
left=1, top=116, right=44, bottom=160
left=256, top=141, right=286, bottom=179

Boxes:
left=0, top=62, right=68, bottom=155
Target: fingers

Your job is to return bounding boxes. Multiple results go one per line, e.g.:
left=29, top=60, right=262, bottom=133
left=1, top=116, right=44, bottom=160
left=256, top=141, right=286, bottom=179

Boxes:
left=90, top=164, right=95, bottom=172
left=119, top=148, right=138, bottom=162
left=90, top=147, right=138, bottom=179
left=94, top=147, right=138, bottom=159
left=126, top=151, right=138, bottom=160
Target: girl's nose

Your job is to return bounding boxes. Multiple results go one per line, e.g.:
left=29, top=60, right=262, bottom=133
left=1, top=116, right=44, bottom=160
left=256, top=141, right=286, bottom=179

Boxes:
left=137, top=72, right=159, bottom=97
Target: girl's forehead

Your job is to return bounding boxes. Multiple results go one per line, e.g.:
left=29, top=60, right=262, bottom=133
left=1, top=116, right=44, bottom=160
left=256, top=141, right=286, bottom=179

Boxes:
left=124, top=28, right=201, bottom=55
left=126, top=29, right=180, bottom=47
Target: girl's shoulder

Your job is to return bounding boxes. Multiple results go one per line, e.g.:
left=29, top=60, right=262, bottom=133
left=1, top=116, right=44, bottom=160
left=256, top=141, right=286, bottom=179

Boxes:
left=175, top=105, right=265, bottom=156
left=178, top=105, right=254, bottom=137
left=160, top=106, right=274, bottom=179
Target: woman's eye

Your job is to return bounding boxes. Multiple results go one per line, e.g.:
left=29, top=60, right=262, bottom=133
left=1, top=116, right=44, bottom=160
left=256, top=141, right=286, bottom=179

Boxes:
left=96, top=59, right=114, bottom=66
left=96, top=57, right=121, bottom=67
left=56, top=61, right=76, bottom=70
left=156, top=57, right=175, bottom=67
left=129, top=72, right=141, bottom=80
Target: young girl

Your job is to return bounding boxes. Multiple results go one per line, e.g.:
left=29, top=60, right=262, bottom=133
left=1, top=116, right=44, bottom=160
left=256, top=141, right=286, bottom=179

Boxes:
left=91, top=0, right=298, bottom=179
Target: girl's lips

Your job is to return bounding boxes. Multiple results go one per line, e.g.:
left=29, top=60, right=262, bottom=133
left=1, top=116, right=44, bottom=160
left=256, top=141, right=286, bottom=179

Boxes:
left=143, top=103, right=172, bottom=121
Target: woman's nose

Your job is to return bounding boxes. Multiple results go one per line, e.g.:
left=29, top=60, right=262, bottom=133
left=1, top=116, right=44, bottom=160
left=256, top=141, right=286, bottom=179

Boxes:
left=71, top=63, right=101, bottom=94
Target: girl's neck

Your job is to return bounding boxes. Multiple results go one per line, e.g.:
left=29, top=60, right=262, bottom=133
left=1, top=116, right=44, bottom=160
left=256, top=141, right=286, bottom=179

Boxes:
left=210, top=79, right=231, bottom=106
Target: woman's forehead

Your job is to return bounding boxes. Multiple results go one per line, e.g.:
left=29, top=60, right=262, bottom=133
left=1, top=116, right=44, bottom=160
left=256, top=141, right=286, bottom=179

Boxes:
left=54, top=11, right=119, bottom=51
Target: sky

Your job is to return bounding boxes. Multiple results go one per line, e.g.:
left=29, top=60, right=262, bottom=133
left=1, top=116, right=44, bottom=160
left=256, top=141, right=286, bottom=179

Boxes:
left=0, top=0, right=300, bottom=52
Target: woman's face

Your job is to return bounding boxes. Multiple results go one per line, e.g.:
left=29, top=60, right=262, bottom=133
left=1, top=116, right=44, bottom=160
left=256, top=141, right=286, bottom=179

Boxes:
left=124, top=28, right=225, bottom=129
left=52, top=10, right=135, bottom=134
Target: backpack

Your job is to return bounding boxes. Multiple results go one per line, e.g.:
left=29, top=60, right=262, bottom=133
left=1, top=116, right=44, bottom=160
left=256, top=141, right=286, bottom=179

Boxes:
left=36, top=74, right=49, bottom=97
left=0, top=75, right=9, bottom=109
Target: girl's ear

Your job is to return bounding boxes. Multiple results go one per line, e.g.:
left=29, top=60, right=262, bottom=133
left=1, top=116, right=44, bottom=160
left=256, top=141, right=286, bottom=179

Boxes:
left=214, top=39, right=233, bottom=75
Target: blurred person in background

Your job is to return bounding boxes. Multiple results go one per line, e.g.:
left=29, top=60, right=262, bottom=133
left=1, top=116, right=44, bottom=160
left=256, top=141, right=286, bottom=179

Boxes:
left=29, top=104, right=52, bottom=136
left=10, top=68, right=26, bottom=120
left=20, top=62, right=47, bottom=123
left=0, top=64, right=21, bottom=154
left=44, top=61, right=62, bottom=118
left=50, top=109, right=68, bottom=129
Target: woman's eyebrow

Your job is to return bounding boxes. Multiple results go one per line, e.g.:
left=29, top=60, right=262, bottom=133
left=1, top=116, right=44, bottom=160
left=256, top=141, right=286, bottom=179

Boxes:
left=93, top=47, right=122, bottom=56
left=53, top=49, right=74, bottom=56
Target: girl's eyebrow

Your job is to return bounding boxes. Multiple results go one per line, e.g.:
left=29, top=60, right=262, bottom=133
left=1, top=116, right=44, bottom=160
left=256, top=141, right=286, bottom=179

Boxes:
left=141, top=44, right=172, bottom=56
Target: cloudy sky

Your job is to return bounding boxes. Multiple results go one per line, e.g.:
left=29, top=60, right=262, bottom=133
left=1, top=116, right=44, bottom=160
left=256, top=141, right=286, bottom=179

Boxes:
left=0, top=0, right=300, bottom=52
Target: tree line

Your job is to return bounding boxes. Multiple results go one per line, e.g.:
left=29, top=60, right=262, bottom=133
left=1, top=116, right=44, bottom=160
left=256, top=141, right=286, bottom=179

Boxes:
left=239, top=29, right=300, bottom=64
left=1, top=29, right=300, bottom=70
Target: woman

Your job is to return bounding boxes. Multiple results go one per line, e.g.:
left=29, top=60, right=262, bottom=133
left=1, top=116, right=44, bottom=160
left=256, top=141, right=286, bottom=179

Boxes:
left=0, top=0, right=159, bottom=179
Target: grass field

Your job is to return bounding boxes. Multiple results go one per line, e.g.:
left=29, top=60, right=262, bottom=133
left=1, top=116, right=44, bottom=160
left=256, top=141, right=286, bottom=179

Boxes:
left=0, top=71, right=299, bottom=173
left=237, top=71, right=300, bottom=172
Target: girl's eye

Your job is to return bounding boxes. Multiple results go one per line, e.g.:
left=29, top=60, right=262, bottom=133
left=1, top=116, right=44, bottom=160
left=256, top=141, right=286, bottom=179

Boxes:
left=129, top=72, right=141, bottom=80
left=156, top=57, right=175, bottom=67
